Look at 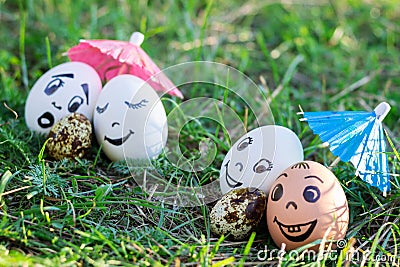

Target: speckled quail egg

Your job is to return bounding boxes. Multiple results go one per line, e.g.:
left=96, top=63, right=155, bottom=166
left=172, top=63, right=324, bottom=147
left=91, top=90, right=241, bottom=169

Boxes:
left=210, top=187, right=267, bottom=240
left=46, top=113, right=92, bottom=160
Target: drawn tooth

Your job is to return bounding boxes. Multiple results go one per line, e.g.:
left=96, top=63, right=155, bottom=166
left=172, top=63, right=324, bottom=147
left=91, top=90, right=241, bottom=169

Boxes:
left=287, top=225, right=302, bottom=233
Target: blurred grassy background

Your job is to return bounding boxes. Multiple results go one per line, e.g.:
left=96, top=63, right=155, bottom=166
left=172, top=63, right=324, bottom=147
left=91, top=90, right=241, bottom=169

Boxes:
left=1, top=0, right=399, bottom=131
left=0, top=0, right=399, bottom=266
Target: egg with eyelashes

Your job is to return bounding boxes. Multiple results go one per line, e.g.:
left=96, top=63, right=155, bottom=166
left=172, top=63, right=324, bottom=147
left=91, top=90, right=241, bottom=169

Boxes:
left=219, top=125, right=304, bottom=195
left=93, top=74, right=168, bottom=162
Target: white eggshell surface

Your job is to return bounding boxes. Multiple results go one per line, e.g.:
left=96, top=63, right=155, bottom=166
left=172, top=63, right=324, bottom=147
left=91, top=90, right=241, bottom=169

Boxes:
left=93, top=74, right=167, bottom=162
left=25, top=62, right=102, bottom=134
left=219, top=125, right=304, bottom=194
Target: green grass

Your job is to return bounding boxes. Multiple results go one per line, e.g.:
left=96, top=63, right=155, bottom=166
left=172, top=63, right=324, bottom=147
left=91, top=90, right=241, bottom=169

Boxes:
left=0, top=0, right=399, bottom=266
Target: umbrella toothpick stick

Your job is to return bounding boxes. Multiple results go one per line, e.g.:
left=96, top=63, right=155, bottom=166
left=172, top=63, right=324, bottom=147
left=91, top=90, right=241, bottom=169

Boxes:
left=329, top=157, right=341, bottom=170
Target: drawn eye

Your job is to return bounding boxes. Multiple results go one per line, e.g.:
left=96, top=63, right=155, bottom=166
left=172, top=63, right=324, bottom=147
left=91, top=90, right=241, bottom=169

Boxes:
left=253, top=158, right=273, bottom=173
left=237, top=137, right=253, bottom=151
left=68, top=95, right=84, bottom=112
left=303, top=186, right=320, bottom=203
left=271, top=184, right=283, bottom=201
left=96, top=103, right=109, bottom=114
left=44, top=78, right=64, bottom=95
left=125, top=99, right=149, bottom=109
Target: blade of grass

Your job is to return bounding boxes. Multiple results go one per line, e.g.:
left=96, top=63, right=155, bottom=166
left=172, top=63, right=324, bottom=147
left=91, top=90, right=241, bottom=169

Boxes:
left=385, top=129, right=400, bottom=161
left=45, top=36, right=52, bottom=69
left=0, top=171, right=13, bottom=204
left=196, top=0, right=214, bottom=61
left=18, top=1, right=28, bottom=89
left=238, top=232, right=256, bottom=266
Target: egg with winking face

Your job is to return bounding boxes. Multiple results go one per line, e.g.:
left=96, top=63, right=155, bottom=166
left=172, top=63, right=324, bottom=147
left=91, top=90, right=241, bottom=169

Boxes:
left=93, top=74, right=167, bottom=161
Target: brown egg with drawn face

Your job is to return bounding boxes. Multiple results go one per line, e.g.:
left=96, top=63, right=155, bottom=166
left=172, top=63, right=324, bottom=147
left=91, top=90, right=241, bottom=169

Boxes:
left=266, top=161, right=349, bottom=251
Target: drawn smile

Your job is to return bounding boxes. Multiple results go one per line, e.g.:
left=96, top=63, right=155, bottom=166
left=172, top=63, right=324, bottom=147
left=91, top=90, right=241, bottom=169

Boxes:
left=224, top=160, right=243, bottom=188
left=104, top=130, right=135, bottom=146
left=273, top=216, right=317, bottom=242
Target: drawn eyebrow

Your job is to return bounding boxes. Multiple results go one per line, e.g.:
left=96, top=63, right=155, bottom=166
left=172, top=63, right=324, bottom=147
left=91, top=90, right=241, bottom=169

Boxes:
left=277, top=173, right=288, bottom=179
left=124, top=99, right=149, bottom=109
left=96, top=103, right=109, bottom=114
left=304, top=175, right=324, bottom=183
left=81, top=83, right=89, bottom=104
left=51, top=73, right=74, bottom=79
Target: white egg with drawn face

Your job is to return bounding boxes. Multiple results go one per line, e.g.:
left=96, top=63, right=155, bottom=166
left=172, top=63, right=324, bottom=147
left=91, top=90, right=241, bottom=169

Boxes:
left=25, top=62, right=102, bottom=134
left=219, top=125, right=304, bottom=194
left=93, top=74, right=168, bottom=162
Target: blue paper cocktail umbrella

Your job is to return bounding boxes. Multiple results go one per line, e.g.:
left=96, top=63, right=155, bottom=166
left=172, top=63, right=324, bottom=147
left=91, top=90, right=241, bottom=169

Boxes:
left=299, top=102, right=391, bottom=195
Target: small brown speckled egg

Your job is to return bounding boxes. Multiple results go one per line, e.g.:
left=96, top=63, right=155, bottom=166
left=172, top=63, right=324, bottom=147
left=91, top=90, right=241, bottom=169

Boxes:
left=46, top=113, right=92, bottom=160
left=210, top=188, right=267, bottom=240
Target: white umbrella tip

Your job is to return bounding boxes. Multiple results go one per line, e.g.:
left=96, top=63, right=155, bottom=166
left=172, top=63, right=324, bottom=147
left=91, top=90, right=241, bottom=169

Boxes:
left=374, top=102, right=391, bottom=122
left=130, top=32, right=145, bottom=46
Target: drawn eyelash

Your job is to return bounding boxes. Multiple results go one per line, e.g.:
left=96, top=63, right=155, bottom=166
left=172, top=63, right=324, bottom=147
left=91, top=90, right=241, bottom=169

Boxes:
left=124, top=99, right=149, bottom=109
left=44, top=78, right=65, bottom=95
left=237, top=137, right=254, bottom=151
left=96, top=103, right=109, bottom=114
